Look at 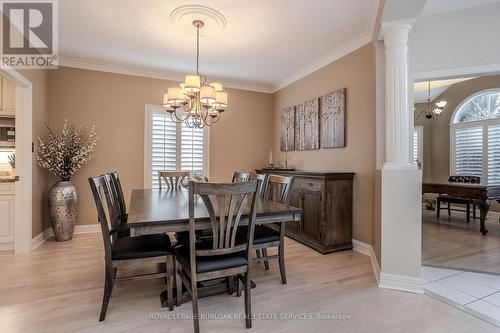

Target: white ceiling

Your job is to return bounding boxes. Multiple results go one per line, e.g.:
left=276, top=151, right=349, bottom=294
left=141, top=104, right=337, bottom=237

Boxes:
left=58, top=0, right=378, bottom=92
left=413, top=77, right=476, bottom=103
left=420, top=0, right=500, bottom=16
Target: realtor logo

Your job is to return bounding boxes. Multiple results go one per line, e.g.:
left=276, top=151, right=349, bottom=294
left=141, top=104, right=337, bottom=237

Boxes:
left=1, top=0, right=58, bottom=68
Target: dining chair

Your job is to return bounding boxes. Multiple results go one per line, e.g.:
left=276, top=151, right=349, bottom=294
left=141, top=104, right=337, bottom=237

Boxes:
left=158, top=171, right=190, bottom=190
left=237, top=174, right=294, bottom=289
left=249, top=172, right=269, bottom=198
left=89, top=174, right=176, bottom=320
left=232, top=171, right=251, bottom=183
left=175, top=180, right=259, bottom=333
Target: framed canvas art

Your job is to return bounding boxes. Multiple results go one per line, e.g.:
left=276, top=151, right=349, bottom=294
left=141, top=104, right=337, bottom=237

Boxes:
left=320, top=88, right=346, bottom=148
left=280, top=106, right=295, bottom=151
left=295, top=97, right=320, bottom=150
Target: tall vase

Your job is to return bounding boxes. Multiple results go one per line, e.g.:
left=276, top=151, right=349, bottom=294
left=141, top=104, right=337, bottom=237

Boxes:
left=48, top=181, right=79, bottom=242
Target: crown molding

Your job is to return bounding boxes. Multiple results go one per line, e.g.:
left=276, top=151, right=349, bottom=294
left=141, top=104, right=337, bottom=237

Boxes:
left=57, top=57, right=274, bottom=94
left=272, top=0, right=380, bottom=92
left=411, top=63, right=500, bottom=81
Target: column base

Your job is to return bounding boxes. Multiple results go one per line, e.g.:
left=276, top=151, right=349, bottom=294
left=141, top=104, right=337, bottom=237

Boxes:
left=380, top=168, right=422, bottom=291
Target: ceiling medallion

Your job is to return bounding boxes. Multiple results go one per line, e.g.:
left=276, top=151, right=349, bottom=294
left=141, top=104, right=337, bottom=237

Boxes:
left=170, top=5, right=226, bottom=35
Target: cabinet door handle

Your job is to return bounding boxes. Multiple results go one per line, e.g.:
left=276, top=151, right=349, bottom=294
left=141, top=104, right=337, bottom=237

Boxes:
left=14, top=176, right=20, bottom=181
left=308, top=182, right=313, bottom=186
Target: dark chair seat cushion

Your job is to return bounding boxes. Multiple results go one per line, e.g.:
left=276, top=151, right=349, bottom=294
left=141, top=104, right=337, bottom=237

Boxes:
left=117, top=222, right=130, bottom=238
left=237, top=225, right=280, bottom=245
left=175, top=242, right=248, bottom=274
left=112, top=234, right=173, bottom=260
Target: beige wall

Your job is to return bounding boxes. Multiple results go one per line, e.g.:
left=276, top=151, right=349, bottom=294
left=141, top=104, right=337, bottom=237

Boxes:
left=47, top=67, right=273, bottom=226
left=272, top=44, right=376, bottom=244
left=17, top=69, right=50, bottom=237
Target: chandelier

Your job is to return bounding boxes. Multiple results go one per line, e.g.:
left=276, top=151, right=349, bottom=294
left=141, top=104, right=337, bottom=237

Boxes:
left=418, top=81, right=447, bottom=120
left=163, top=20, right=228, bottom=128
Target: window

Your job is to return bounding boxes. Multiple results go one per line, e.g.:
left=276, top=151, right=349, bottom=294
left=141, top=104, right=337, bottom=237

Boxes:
left=413, top=126, right=423, bottom=167
left=144, top=105, right=209, bottom=189
left=451, top=90, right=500, bottom=185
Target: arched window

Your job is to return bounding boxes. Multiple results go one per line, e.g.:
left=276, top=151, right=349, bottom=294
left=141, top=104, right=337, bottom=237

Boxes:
left=451, top=90, right=500, bottom=185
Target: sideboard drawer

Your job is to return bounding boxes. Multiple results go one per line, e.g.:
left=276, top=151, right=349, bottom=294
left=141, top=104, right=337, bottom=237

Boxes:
left=297, top=178, right=323, bottom=192
left=0, top=183, right=15, bottom=196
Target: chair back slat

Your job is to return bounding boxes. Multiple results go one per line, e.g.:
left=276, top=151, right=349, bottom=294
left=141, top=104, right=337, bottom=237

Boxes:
left=107, top=173, right=124, bottom=226
left=189, top=181, right=259, bottom=258
left=229, top=193, right=250, bottom=247
left=232, top=171, right=251, bottom=183
left=199, top=194, right=220, bottom=248
left=110, top=172, right=127, bottom=221
left=249, top=173, right=269, bottom=198
left=264, top=174, right=294, bottom=204
left=158, top=171, right=190, bottom=190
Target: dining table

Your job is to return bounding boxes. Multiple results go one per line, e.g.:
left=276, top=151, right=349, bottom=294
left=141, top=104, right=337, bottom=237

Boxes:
left=127, top=188, right=302, bottom=307
left=422, top=181, right=500, bottom=235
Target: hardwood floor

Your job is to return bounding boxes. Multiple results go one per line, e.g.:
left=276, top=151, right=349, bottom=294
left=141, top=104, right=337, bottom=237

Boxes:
left=422, top=208, right=500, bottom=274
left=0, top=234, right=498, bottom=332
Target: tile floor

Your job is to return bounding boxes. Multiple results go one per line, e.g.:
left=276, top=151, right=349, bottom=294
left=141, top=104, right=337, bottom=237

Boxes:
left=423, top=266, right=500, bottom=327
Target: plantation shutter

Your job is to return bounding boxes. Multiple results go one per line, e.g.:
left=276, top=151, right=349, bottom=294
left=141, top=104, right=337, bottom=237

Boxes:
left=151, top=111, right=177, bottom=189
left=454, top=127, right=483, bottom=177
left=181, top=124, right=204, bottom=174
left=488, top=125, right=500, bottom=185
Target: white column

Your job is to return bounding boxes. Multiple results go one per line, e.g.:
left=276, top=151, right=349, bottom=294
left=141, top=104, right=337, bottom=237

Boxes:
left=381, top=22, right=413, bottom=169
left=379, top=20, right=423, bottom=294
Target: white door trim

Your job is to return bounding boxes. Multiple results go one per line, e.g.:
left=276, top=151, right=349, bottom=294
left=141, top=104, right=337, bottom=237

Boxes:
left=0, top=67, right=33, bottom=254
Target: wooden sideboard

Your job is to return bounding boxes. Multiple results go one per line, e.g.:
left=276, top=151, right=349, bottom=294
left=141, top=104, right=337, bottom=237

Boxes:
left=256, top=170, right=354, bottom=254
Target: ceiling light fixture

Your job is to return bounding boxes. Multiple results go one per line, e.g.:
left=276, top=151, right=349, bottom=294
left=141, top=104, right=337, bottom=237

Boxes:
left=163, top=19, right=228, bottom=128
left=417, top=81, right=447, bottom=120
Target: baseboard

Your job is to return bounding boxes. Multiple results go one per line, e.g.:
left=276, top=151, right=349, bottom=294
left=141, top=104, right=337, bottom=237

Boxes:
left=31, top=224, right=101, bottom=250
left=379, top=272, right=423, bottom=294
left=352, top=239, right=380, bottom=285
left=352, top=239, right=422, bottom=293
left=31, top=228, right=52, bottom=250
left=0, top=242, right=14, bottom=251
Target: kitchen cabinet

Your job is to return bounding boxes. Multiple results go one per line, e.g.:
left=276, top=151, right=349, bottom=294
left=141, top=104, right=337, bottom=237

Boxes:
left=0, top=183, right=15, bottom=251
left=0, top=77, right=15, bottom=117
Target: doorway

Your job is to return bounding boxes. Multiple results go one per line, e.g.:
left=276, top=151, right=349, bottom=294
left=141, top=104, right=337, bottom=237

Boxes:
left=0, top=68, right=33, bottom=254
left=413, top=72, right=500, bottom=327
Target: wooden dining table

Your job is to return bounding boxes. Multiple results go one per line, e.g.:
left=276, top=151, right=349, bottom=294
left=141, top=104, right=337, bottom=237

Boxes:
left=127, top=188, right=302, bottom=307
left=422, top=181, right=500, bottom=235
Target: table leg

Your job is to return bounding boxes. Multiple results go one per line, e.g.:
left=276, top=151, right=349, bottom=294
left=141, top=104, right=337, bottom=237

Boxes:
left=479, top=200, right=491, bottom=236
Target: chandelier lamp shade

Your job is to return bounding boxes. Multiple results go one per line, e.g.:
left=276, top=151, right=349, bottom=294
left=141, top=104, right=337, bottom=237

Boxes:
left=163, top=19, right=228, bottom=128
